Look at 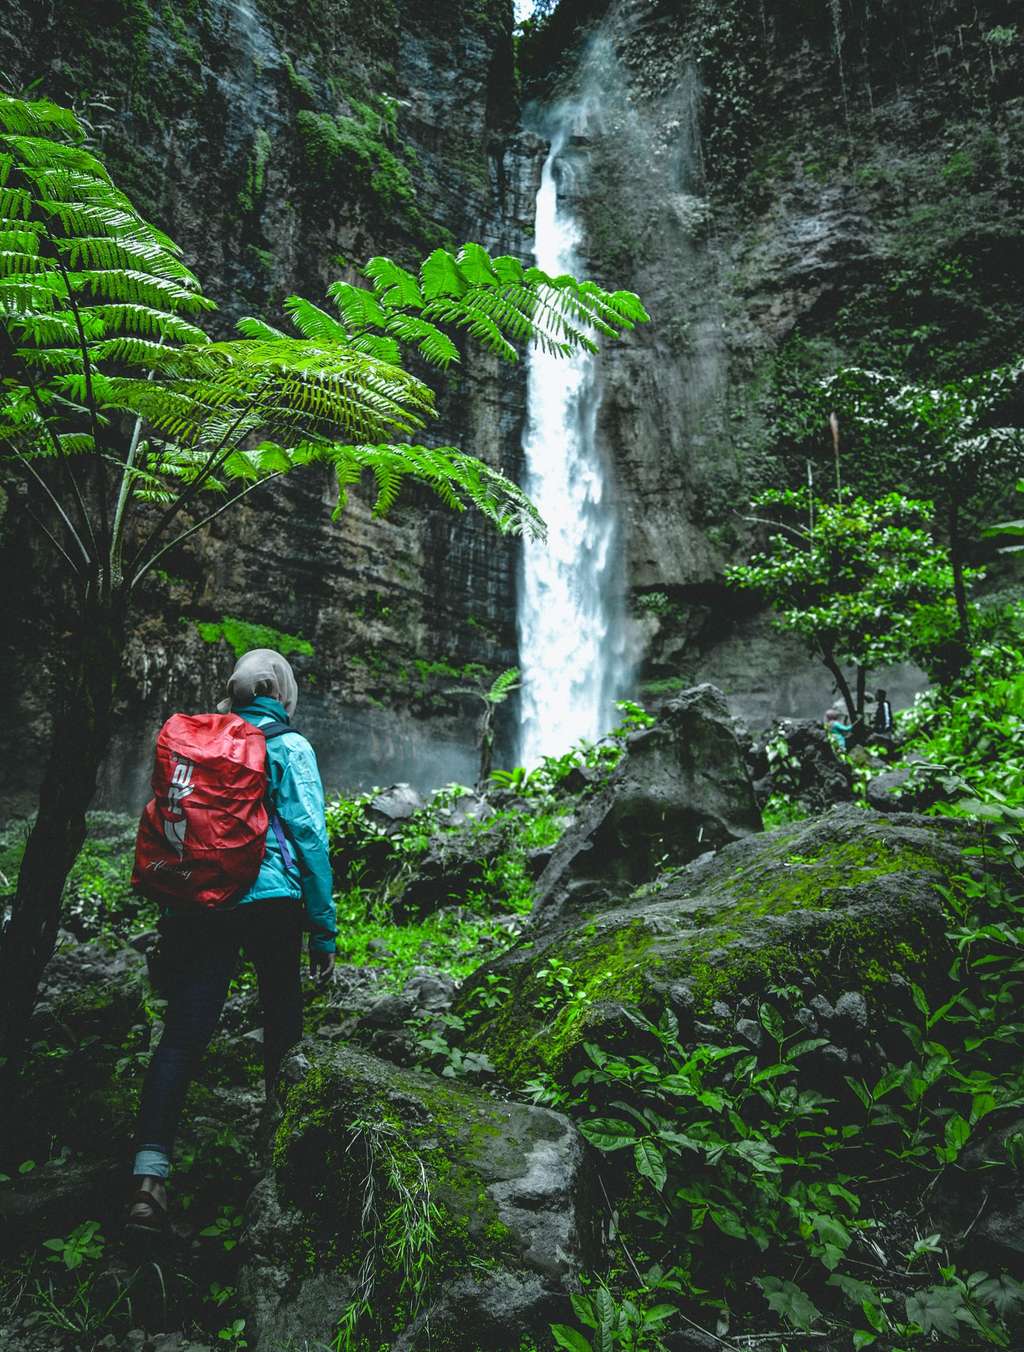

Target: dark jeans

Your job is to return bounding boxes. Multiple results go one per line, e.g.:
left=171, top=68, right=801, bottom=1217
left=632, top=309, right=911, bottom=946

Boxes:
left=134, top=898, right=303, bottom=1159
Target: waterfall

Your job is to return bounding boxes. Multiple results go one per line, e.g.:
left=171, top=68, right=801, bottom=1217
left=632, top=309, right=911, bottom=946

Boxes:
left=516, top=124, right=630, bottom=766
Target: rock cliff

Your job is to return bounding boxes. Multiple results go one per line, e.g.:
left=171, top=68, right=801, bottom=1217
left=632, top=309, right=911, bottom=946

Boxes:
left=522, top=0, right=1023, bottom=721
left=0, top=0, right=541, bottom=811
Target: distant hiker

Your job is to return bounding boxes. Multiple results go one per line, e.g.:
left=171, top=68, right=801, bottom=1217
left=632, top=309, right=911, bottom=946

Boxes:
left=871, top=692, right=892, bottom=735
left=127, top=649, right=337, bottom=1233
left=825, top=706, right=855, bottom=753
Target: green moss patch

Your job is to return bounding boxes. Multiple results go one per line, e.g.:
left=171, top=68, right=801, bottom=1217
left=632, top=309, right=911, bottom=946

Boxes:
left=463, top=810, right=967, bottom=1085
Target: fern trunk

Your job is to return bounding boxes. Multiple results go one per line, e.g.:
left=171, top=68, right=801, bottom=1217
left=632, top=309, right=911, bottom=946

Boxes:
left=0, top=595, right=126, bottom=1126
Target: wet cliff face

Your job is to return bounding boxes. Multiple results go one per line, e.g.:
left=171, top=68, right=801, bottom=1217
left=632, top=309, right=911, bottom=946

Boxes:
left=0, top=0, right=543, bottom=811
left=525, top=0, right=1024, bottom=725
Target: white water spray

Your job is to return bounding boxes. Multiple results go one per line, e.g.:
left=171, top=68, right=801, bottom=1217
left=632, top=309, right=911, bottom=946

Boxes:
left=516, top=124, right=630, bottom=765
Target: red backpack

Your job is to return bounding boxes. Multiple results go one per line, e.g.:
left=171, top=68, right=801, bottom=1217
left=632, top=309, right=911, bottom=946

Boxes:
left=132, top=712, right=294, bottom=909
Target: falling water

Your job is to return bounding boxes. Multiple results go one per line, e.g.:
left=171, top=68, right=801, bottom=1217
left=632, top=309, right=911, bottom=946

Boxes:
left=516, top=122, right=630, bottom=765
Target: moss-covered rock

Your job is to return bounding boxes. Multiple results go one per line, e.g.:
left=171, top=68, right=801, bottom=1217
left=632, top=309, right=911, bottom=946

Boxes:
left=238, top=1041, right=597, bottom=1349
left=460, top=805, right=973, bottom=1085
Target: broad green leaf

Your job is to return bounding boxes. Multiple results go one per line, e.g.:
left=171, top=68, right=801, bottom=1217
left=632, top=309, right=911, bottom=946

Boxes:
left=905, top=1285, right=969, bottom=1336
left=943, top=1113, right=970, bottom=1159
left=634, top=1138, right=667, bottom=1191
left=759, top=1002, right=785, bottom=1043
left=756, top=1276, right=821, bottom=1331
left=579, top=1118, right=638, bottom=1151
left=550, top=1324, right=592, bottom=1352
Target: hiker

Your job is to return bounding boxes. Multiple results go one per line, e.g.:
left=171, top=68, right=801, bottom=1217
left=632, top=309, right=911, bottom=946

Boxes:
left=825, top=706, right=856, bottom=753
left=127, top=649, right=337, bottom=1233
left=870, top=687, right=895, bottom=747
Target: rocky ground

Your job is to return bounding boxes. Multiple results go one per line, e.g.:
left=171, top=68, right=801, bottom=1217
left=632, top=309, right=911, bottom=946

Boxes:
left=1, top=687, right=1023, bottom=1351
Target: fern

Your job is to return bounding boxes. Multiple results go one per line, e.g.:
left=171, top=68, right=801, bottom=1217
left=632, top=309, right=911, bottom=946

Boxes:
left=1, top=92, right=647, bottom=602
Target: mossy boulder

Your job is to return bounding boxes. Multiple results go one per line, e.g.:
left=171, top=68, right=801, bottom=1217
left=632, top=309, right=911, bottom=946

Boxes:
left=460, top=806, right=973, bottom=1086
left=238, top=1042, right=597, bottom=1350
left=534, top=684, right=762, bottom=924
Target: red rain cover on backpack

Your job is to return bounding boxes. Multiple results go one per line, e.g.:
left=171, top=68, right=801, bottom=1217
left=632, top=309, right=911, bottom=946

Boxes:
left=132, top=713, right=271, bottom=909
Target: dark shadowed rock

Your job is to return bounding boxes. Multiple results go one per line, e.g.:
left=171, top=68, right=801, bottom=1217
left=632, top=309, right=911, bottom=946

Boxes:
left=238, top=1043, right=596, bottom=1350
left=754, top=718, right=854, bottom=814
left=460, top=806, right=971, bottom=1086
left=533, top=685, right=761, bottom=925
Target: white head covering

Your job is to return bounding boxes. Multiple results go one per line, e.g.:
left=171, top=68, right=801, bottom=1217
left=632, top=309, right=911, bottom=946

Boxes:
left=218, top=648, right=298, bottom=718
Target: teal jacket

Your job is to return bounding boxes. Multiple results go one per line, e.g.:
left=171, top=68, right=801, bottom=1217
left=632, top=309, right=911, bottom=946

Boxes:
left=234, top=697, right=337, bottom=955
left=828, top=719, right=854, bottom=752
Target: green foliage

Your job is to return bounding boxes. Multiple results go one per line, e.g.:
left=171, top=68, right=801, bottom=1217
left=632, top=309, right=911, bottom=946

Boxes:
left=0, top=813, right=148, bottom=939
left=296, top=98, right=417, bottom=212
left=236, top=127, right=271, bottom=214
left=41, top=1220, right=105, bottom=1270
left=897, top=607, right=1024, bottom=822
left=199, top=1205, right=244, bottom=1251
left=545, top=819, right=1024, bottom=1348
left=194, top=614, right=314, bottom=660
left=333, top=1117, right=441, bottom=1351
left=552, top=1284, right=675, bottom=1352
left=727, top=489, right=965, bottom=711
left=772, top=360, right=1024, bottom=517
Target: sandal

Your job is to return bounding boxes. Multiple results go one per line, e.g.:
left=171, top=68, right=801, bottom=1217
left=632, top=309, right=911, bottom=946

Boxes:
left=125, top=1186, right=169, bottom=1235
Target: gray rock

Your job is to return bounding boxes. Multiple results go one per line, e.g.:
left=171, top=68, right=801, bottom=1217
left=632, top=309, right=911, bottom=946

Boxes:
left=533, top=685, right=761, bottom=925
left=834, top=990, right=869, bottom=1033
left=435, top=790, right=494, bottom=827
left=239, top=1043, right=596, bottom=1349
left=403, top=968, right=456, bottom=1013
left=809, top=994, right=836, bottom=1024
left=734, top=1018, right=763, bottom=1050
left=368, top=782, right=426, bottom=828
left=753, top=718, right=854, bottom=815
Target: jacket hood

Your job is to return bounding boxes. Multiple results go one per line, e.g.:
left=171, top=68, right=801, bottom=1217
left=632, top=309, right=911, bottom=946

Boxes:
left=217, top=648, right=299, bottom=718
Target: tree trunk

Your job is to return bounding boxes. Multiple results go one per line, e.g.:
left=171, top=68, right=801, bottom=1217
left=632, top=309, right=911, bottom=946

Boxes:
left=0, top=596, right=125, bottom=1122
left=948, top=499, right=971, bottom=645
left=819, top=647, right=856, bottom=724
left=855, top=665, right=867, bottom=733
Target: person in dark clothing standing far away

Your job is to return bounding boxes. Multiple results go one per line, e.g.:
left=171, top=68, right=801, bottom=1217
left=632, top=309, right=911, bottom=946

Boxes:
left=126, top=649, right=337, bottom=1232
left=873, top=689, right=894, bottom=734
left=870, top=688, right=896, bottom=749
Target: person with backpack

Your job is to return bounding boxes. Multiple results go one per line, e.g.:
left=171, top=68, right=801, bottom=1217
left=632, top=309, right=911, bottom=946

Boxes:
left=870, top=688, right=895, bottom=748
left=127, top=649, right=337, bottom=1233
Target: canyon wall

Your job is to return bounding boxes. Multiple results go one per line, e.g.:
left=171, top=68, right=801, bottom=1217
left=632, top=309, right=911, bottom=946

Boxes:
left=525, top=0, right=1023, bottom=724
left=0, top=0, right=541, bottom=811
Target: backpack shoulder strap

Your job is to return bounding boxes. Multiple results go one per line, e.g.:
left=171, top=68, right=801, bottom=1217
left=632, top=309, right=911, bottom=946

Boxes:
left=255, top=721, right=298, bottom=871
left=259, top=720, right=296, bottom=741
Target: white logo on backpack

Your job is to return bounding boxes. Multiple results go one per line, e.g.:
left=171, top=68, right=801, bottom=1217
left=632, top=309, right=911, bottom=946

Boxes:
left=163, top=755, right=195, bottom=856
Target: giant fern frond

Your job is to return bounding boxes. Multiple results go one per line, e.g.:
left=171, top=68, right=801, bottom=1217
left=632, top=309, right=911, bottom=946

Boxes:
left=1, top=93, right=646, bottom=595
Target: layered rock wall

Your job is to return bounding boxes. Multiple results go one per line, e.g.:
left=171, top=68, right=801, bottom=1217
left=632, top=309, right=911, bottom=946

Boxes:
left=0, top=0, right=542, bottom=811
left=524, top=0, right=1023, bottom=720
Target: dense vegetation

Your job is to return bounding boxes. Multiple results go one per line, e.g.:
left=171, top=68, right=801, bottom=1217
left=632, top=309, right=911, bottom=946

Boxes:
left=2, top=2, right=1024, bottom=1351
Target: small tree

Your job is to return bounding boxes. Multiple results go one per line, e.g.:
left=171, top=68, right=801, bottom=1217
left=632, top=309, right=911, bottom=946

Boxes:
left=727, top=490, right=970, bottom=723
left=812, top=364, right=1024, bottom=643
left=445, top=667, right=521, bottom=787
left=0, top=95, right=648, bottom=1093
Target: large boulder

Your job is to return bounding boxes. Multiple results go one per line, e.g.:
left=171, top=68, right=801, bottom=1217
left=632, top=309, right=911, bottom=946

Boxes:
left=459, top=806, right=972, bottom=1086
left=533, top=684, right=761, bottom=924
left=238, top=1043, right=597, bottom=1350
